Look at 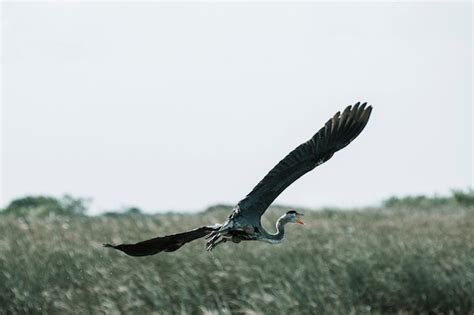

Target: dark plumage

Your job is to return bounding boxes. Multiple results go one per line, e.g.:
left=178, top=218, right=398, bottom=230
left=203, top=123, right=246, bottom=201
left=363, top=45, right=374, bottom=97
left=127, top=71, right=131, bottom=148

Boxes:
left=233, top=102, right=372, bottom=226
left=104, top=102, right=372, bottom=256
left=104, top=226, right=219, bottom=257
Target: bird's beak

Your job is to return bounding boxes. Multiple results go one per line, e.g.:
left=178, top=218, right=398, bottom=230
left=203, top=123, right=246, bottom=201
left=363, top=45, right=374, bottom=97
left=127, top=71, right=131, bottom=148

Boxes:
left=296, top=218, right=304, bottom=225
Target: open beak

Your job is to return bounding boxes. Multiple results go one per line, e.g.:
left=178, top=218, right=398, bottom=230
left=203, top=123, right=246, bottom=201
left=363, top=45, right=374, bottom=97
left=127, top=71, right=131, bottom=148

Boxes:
left=296, top=218, right=304, bottom=225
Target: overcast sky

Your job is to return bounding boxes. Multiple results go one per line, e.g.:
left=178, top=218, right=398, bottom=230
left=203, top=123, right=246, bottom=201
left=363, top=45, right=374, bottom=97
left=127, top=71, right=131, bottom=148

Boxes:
left=2, top=2, right=472, bottom=214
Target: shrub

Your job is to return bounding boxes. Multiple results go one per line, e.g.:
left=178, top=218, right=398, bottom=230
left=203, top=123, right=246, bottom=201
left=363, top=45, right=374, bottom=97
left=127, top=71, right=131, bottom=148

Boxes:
left=1, top=195, right=89, bottom=217
left=452, top=188, right=474, bottom=206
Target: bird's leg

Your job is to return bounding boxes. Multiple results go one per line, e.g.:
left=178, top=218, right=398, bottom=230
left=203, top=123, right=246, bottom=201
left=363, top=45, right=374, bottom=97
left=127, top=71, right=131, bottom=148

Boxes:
left=205, top=225, right=231, bottom=240
left=206, top=233, right=221, bottom=249
left=206, top=226, right=233, bottom=251
left=206, top=232, right=220, bottom=243
left=205, top=230, right=218, bottom=240
left=207, top=236, right=227, bottom=251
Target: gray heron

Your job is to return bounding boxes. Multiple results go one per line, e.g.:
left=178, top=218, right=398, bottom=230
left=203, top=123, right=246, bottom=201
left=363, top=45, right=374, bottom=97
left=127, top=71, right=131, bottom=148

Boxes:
left=104, top=102, right=372, bottom=256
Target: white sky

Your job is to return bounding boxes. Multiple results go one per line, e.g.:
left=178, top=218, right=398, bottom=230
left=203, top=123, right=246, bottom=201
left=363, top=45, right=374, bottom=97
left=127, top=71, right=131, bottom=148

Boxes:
left=1, top=2, right=472, bottom=214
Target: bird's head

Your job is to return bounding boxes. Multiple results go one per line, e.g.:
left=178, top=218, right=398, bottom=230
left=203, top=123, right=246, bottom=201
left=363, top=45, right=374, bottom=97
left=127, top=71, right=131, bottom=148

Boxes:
left=284, top=210, right=304, bottom=225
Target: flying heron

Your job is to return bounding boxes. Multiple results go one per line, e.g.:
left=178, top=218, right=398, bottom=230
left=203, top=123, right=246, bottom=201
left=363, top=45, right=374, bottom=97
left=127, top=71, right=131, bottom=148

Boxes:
left=104, top=102, right=372, bottom=256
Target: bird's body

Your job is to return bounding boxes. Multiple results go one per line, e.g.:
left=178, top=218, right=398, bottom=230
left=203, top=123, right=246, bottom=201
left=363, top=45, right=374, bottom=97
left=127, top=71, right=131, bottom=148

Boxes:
left=205, top=209, right=303, bottom=250
left=104, top=102, right=372, bottom=256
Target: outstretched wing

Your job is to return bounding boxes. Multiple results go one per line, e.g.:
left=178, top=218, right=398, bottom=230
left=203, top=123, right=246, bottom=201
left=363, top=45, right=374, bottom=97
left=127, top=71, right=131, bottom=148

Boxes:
left=104, top=225, right=219, bottom=256
left=233, top=102, right=372, bottom=224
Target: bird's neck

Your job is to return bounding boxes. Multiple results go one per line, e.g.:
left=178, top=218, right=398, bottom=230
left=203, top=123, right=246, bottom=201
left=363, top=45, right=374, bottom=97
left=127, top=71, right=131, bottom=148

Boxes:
left=276, top=218, right=287, bottom=240
left=262, top=217, right=288, bottom=244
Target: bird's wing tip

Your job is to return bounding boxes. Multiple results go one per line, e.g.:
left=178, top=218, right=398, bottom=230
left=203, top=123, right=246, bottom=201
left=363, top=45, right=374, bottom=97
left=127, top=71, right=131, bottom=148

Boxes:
left=355, top=102, right=373, bottom=113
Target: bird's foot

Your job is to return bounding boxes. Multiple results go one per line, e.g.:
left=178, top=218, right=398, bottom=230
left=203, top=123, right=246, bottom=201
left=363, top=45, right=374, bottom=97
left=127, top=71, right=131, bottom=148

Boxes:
left=206, top=234, right=227, bottom=251
left=205, top=231, right=218, bottom=240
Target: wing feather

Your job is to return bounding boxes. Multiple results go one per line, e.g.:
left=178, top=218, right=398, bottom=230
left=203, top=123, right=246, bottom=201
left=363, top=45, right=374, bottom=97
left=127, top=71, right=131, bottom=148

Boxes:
left=233, top=103, right=372, bottom=224
left=104, top=225, right=219, bottom=256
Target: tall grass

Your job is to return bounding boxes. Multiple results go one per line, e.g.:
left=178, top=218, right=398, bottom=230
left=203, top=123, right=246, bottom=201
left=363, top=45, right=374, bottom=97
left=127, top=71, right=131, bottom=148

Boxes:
left=1, top=201, right=473, bottom=314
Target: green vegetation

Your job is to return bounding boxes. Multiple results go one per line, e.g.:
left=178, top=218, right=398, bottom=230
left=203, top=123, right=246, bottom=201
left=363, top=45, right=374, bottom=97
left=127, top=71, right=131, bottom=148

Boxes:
left=382, top=189, right=474, bottom=209
left=2, top=195, right=89, bottom=218
left=1, top=191, right=473, bottom=314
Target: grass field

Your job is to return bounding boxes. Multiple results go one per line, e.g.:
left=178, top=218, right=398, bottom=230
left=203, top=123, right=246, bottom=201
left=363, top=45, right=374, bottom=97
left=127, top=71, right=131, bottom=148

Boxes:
left=1, top=194, right=473, bottom=314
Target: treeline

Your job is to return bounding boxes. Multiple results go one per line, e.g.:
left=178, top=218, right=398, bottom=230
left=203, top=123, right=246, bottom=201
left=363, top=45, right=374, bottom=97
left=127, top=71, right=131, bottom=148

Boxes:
left=0, top=195, right=143, bottom=218
left=383, top=188, right=474, bottom=208
left=1, top=195, right=89, bottom=217
left=1, top=189, right=474, bottom=218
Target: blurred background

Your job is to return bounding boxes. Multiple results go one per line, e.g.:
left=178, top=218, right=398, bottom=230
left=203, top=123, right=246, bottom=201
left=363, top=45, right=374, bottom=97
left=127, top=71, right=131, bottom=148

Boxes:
left=2, top=2, right=472, bottom=214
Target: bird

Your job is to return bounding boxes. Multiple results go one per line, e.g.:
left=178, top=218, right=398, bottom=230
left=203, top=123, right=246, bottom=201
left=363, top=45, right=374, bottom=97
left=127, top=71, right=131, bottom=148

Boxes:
left=104, top=102, right=372, bottom=256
